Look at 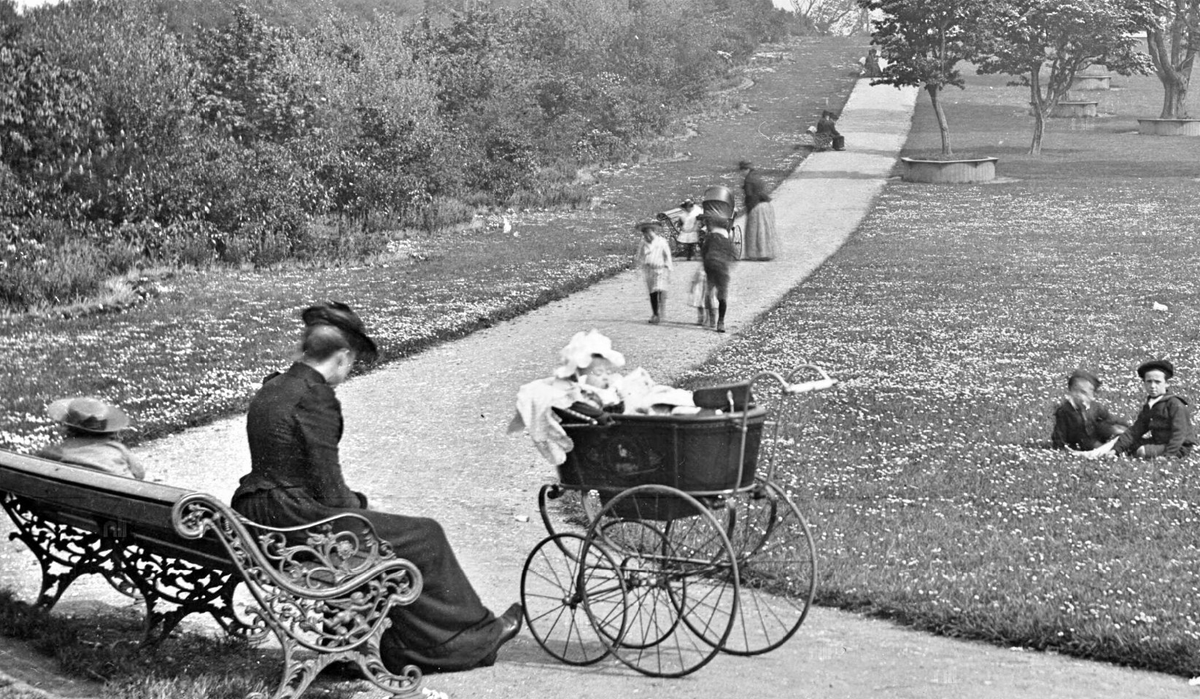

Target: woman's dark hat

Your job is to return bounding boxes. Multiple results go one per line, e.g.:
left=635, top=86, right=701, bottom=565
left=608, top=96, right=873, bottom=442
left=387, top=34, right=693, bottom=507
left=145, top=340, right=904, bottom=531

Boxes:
left=1067, top=368, right=1101, bottom=389
left=1137, top=359, right=1174, bottom=380
left=301, top=302, right=378, bottom=362
left=636, top=220, right=662, bottom=233
left=47, top=397, right=130, bottom=434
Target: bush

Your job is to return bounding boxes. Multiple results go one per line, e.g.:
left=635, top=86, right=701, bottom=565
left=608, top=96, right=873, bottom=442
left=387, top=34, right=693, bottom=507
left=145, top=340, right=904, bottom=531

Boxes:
left=0, top=218, right=108, bottom=310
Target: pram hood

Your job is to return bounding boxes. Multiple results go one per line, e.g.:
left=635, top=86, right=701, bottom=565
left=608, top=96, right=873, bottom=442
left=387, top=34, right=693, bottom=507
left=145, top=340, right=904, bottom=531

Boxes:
left=702, top=185, right=735, bottom=221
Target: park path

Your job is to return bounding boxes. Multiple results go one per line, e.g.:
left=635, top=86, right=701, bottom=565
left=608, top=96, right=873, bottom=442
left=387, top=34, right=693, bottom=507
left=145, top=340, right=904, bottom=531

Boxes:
left=4, top=76, right=1194, bottom=698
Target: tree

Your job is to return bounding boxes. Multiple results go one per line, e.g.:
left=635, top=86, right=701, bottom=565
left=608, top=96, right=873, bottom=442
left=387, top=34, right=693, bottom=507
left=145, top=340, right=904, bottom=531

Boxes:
left=857, top=0, right=994, bottom=156
left=790, top=0, right=864, bottom=35
left=977, top=0, right=1146, bottom=155
left=1139, top=0, right=1200, bottom=118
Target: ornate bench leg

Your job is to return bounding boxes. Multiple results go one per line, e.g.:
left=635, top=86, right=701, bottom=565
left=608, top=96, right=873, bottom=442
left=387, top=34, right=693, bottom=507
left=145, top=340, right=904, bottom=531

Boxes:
left=1, top=494, right=128, bottom=610
left=115, top=546, right=267, bottom=646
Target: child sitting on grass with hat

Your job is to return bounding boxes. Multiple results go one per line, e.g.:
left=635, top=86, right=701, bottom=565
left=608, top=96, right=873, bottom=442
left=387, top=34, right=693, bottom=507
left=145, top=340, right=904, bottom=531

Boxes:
left=38, top=397, right=145, bottom=479
left=1082, top=359, right=1195, bottom=459
left=635, top=219, right=673, bottom=324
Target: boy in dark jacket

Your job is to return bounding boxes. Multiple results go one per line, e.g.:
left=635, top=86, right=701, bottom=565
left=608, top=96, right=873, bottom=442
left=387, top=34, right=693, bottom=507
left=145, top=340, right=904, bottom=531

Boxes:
left=1051, top=368, right=1127, bottom=451
left=1111, top=359, right=1196, bottom=458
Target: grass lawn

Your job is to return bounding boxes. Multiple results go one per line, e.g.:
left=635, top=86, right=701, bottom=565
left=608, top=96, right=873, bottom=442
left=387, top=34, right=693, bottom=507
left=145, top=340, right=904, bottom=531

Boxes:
left=683, top=64, right=1200, bottom=675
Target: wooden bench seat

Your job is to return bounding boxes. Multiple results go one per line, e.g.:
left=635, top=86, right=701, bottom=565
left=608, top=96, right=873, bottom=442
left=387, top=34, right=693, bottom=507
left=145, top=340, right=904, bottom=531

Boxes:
left=0, top=449, right=425, bottom=699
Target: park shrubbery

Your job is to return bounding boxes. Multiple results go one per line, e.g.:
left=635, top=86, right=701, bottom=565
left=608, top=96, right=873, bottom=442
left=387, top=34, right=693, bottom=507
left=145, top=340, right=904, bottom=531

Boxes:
left=0, top=0, right=802, bottom=311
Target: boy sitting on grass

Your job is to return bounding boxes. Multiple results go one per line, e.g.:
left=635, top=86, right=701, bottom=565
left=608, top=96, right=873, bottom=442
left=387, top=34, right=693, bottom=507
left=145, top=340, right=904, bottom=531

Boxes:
left=1051, top=368, right=1128, bottom=451
left=1082, top=359, right=1195, bottom=459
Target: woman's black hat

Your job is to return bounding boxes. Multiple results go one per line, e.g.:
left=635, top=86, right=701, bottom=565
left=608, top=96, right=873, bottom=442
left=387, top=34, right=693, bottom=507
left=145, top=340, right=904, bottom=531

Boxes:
left=302, top=302, right=378, bottom=362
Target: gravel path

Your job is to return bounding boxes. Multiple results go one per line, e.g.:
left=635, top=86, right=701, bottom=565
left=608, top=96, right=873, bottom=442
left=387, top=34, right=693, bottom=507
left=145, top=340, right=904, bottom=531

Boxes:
left=3, top=67, right=1193, bottom=699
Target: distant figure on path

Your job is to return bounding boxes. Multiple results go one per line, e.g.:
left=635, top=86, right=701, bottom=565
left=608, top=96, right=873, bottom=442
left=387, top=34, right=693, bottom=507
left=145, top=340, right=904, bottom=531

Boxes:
left=635, top=219, right=673, bottom=324
left=861, top=47, right=883, bottom=78
left=673, top=198, right=702, bottom=261
left=230, top=302, right=522, bottom=674
left=816, top=110, right=845, bottom=151
left=1050, top=369, right=1127, bottom=451
left=739, top=160, right=778, bottom=261
left=39, top=397, right=145, bottom=479
left=700, top=185, right=739, bottom=333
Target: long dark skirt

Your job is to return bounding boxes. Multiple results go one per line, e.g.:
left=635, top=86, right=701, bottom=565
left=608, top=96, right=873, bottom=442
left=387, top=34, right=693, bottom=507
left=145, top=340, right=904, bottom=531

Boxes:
left=232, top=487, right=503, bottom=673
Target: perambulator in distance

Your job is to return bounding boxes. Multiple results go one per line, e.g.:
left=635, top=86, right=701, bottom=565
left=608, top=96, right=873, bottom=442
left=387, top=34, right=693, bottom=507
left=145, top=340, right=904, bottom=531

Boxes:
left=699, top=185, right=742, bottom=259
left=656, top=199, right=702, bottom=260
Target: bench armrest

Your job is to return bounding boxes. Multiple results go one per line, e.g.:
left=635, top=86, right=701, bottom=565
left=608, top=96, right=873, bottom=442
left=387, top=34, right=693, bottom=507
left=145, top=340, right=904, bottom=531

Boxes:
left=172, top=493, right=422, bottom=606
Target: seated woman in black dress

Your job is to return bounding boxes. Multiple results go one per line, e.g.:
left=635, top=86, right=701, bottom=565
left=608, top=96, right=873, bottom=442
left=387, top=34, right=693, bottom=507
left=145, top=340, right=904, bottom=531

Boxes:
left=231, top=302, right=522, bottom=673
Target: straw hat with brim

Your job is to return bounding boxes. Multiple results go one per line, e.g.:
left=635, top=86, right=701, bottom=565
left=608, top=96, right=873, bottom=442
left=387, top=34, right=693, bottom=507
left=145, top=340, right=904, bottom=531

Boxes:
left=47, top=397, right=129, bottom=434
left=1137, top=359, right=1175, bottom=380
left=554, top=330, right=626, bottom=379
left=636, top=220, right=662, bottom=233
left=302, top=302, right=378, bottom=362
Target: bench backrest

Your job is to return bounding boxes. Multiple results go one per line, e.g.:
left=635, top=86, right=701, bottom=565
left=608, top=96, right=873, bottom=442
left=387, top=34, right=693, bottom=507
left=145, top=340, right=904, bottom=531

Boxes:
left=0, top=449, right=236, bottom=571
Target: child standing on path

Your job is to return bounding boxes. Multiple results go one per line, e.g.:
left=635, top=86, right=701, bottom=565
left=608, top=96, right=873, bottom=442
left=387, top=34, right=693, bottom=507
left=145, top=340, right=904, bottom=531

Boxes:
left=635, top=220, right=673, bottom=324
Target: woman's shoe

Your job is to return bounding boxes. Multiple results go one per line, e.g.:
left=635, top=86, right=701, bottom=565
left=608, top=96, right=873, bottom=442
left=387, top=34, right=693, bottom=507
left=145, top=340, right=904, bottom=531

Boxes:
left=716, top=322, right=726, bottom=333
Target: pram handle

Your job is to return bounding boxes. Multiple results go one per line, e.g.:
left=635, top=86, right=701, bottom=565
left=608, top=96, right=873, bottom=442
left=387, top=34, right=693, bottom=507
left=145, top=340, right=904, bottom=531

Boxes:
left=785, top=377, right=837, bottom=394
left=784, top=363, right=836, bottom=394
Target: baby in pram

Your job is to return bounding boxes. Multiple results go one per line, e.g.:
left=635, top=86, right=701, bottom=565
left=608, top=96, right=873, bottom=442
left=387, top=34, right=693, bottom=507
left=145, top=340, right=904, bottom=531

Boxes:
left=508, top=330, right=696, bottom=464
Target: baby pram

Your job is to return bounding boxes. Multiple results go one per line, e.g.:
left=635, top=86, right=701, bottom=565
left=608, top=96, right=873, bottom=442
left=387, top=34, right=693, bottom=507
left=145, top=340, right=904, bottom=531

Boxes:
left=521, top=363, right=836, bottom=677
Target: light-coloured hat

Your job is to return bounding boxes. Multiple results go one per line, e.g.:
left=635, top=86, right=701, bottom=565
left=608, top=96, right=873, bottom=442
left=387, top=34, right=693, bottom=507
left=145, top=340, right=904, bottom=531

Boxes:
left=554, top=330, right=626, bottom=379
left=47, top=397, right=130, bottom=434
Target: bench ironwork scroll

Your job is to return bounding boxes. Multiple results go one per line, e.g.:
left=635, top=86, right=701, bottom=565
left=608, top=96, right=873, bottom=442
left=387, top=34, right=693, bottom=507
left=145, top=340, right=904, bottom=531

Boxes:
left=1, top=492, right=250, bottom=645
left=173, top=492, right=425, bottom=699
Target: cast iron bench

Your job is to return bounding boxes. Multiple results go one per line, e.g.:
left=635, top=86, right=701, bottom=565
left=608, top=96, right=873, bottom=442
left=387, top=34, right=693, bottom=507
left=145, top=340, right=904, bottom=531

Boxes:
left=0, top=449, right=425, bottom=699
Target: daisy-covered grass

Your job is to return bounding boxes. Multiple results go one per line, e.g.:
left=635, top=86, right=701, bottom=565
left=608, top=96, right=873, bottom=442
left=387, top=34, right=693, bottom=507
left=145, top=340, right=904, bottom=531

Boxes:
left=683, top=68, right=1200, bottom=675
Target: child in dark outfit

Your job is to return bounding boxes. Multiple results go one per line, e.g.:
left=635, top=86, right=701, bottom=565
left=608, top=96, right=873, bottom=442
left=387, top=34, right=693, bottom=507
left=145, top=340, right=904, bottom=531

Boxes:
left=1110, top=359, right=1196, bottom=458
left=1051, top=369, right=1128, bottom=451
left=1085, top=359, right=1196, bottom=459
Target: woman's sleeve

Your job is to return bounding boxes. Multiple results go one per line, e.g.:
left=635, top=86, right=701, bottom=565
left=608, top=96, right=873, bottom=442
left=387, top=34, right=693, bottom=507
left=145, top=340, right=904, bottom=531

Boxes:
left=296, top=388, right=364, bottom=508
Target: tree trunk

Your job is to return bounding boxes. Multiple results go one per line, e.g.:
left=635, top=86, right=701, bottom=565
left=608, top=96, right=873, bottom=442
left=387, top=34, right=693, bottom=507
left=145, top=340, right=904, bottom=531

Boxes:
left=1029, top=78, right=1045, bottom=156
left=926, top=84, right=952, bottom=156
left=1146, top=9, right=1199, bottom=119
left=1163, top=81, right=1190, bottom=118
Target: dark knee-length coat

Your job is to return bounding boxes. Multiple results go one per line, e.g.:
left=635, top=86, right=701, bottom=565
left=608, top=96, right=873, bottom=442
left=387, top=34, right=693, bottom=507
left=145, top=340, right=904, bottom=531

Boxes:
left=230, top=362, right=502, bottom=672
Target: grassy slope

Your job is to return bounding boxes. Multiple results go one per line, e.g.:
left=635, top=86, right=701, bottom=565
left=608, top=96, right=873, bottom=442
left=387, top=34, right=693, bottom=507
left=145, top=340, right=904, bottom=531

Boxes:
left=688, top=65, right=1200, bottom=674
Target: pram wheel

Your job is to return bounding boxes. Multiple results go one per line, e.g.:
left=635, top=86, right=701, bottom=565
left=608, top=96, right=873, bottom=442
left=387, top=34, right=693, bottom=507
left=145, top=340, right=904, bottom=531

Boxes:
left=720, top=480, right=817, bottom=655
left=521, top=533, right=627, bottom=666
left=584, top=484, right=738, bottom=678
left=537, top=484, right=602, bottom=544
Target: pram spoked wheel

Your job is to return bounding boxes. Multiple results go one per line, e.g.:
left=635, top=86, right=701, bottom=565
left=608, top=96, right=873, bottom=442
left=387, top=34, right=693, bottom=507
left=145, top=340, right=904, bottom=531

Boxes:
left=582, top=484, right=739, bottom=678
left=720, top=480, right=817, bottom=655
left=521, top=533, right=627, bottom=666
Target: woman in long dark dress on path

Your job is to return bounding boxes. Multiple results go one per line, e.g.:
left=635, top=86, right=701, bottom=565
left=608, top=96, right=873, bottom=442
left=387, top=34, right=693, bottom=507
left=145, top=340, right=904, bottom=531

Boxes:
left=739, top=161, right=778, bottom=261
